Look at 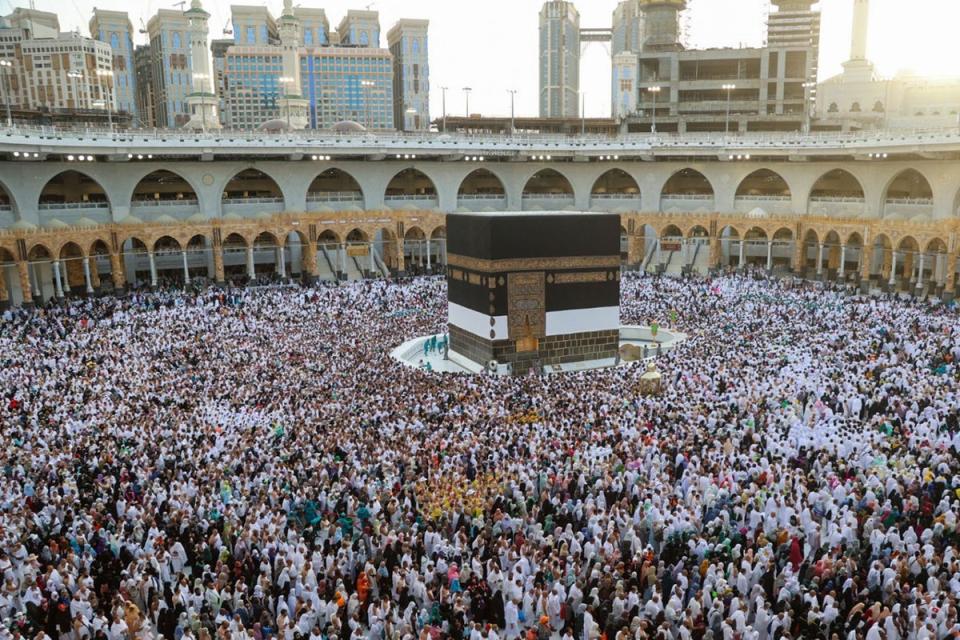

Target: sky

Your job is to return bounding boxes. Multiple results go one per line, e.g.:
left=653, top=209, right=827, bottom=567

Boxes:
left=8, top=0, right=960, bottom=119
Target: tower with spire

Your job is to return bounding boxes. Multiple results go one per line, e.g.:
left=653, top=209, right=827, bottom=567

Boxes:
left=183, top=0, right=221, bottom=130
left=276, top=0, right=310, bottom=130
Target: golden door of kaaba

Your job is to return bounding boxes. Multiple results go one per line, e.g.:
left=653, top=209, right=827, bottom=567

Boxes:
left=507, top=271, right=545, bottom=353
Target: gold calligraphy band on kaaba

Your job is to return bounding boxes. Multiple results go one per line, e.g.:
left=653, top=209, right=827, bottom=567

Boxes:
left=446, top=254, right=621, bottom=272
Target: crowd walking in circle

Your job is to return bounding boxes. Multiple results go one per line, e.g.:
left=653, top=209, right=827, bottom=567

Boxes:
left=1, top=272, right=959, bottom=640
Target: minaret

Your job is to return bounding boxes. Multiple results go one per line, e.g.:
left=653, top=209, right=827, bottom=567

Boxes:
left=638, top=0, right=686, bottom=52
left=183, top=0, right=221, bottom=130
left=841, top=0, right=875, bottom=81
left=276, top=0, right=310, bottom=129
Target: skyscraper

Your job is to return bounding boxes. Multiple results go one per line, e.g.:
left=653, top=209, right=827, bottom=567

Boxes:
left=146, top=9, right=194, bottom=128
left=337, top=11, right=380, bottom=47
left=183, top=0, right=219, bottom=130
left=89, top=10, right=138, bottom=123
left=387, top=19, right=430, bottom=131
left=539, top=1, right=580, bottom=118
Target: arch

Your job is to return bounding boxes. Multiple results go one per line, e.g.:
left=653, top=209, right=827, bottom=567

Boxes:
left=0, top=179, right=18, bottom=217
left=735, top=169, right=792, bottom=198
left=223, top=233, right=249, bottom=248
left=458, top=169, right=506, bottom=196
left=660, top=224, right=683, bottom=238
left=772, top=227, right=793, bottom=242
left=89, top=239, right=111, bottom=256
left=0, top=246, right=15, bottom=262
left=346, top=228, right=369, bottom=243
left=661, top=168, right=714, bottom=197
left=307, top=168, right=364, bottom=202
left=744, top=226, right=768, bottom=241
left=253, top=231, right=279, bottom=249
left=808, top=169, right=865, bottom=216
left=845, top=232, right=864, bottom=247
left=222, top=169, right=284, bottom=201
left=27, top=243, right=52, bottom=261
left=58, top=241, right=84, bottom=260
left=882, top=169, right=933, bottom=218
left=803, top=229, right=820, bottom=245
left=153, top=235, right=183, bottom=253
left=385, top=169, right=437, bottom=197
left=404, top=226, right=426, bottom=241
left=522, top=169, right=574, bottom=196
left=317, top=229, right=341, bottom=244
left=186, top=234, right=209, bottom=250
left=375, top=226, right=399, bottom=272
left=925, top=237, right=948, bottom=253
left=591, top=169, right=640, bottom=196
left=687, top=225, right=709, bottom=238
left=897, top=236, right=919, bottom=252
left=430, top=226, right=446, bottom=240
left=719, top=224, right=741, bottom=239
left=131, top=170, right=199, bottom=206
left=38, top=171, right=111, bottom=210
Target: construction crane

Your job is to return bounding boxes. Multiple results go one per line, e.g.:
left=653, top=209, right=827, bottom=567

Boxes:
left=138, top=18, right=148, bottom=35
left=222, top=18, right=233, bottom=36
left=172, top=1, right=186, bottom=9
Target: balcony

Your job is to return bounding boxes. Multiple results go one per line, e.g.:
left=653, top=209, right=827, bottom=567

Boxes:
left=383, top=194, right=439, bottom=210
left=883, top=197, right=934, bottom=220
left=457, top=194, right=508, bottom=211
left=590, top=193, right=643, bottom=212
left=306, top=192, right=364, bottom=212
left=808, top=196, right=866, bottom=217
left=131, top=198, right=201, bottom=220
left=521, top=194, right=575, bottom=211
left=221, top=196, right=285, bottom=217
left=660, top=193, right=714, bottom=213
left=734, top=195, right=793, bottom=215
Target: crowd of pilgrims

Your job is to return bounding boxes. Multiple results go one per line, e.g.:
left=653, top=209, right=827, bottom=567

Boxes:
left=1, top=272, right=960, bottom=640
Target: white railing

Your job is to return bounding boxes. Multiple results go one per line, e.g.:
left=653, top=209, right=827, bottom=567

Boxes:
left=131, top=198, right=200, bottom=207
left=591, top=193, right=641, bottom=200
left=383, top=194, right=438, bottom=201
left=735, top=195, right=792, bottom=201
left=884, top=197, right=933, bottom=205
left=0, top=204, right=11, bottom=211
left=809, top=196, right=866, bottom=203
left=221, top=197, right=284, bottom=205
left=458, top=194, right=507, bottom=200
left=38, top=201, right=110, bottom=210
left=521, top=194, right=574, bottom=200
left=662, top=194, right=713, bottom=200
left=306, top=191, right=363, bottom=202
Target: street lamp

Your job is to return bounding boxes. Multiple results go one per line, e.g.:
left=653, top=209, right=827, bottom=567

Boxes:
left=722, top=83, right=736, bottom=135
left=647, top=86, right=661, bottom=134
left=462, top=87, right=472, bottom=117
left=96, top=68, right=114, bottom=131
left=801, top=81, right=816, bottom=134
left=360, top=79, right=375, bottom=128
left=439, top=86, right=448, bottom=132
left=507, top=89, right=517, bottom=135
left=0, top=59, right=12, bottom=128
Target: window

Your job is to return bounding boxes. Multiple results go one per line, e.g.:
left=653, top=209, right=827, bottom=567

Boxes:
left=850, top=102, right=861, bottom=112
left=259, top=25, right=267, bottom=43
left=828, top=102, right=838, bottom=113
left=873, top=100, right=884, bottom=113
left=110, top=33, right=119, bottom=50
left=246, top=26, right=255, bottom=44
left=172, top=32, right=181, bottom=49
left=359, top=31, right=369, bottom=46
left=304, top=29, right=313, bottom=45
left=412, top=38, right=420, bottom=54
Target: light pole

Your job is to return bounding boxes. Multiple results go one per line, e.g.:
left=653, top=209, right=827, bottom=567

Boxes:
left=722, top=83, right=736, bottom=135
left=440, top=86, right=448, bottom=132
left=0, top=60, right=12, bottom=127
left=801, top=81, right=816, bottom=134
left=580, top=91, right=586, bottom=136
left=462, top=86, right=472, bottom=117
left=360, top=79, right=375, bottom=128
left=67, top=70, right=83, bottom=113
left=507, top=89, right=517, bottom=135
left=96, top=68, right=114, bottom=131
left=647, top=86, right=661, bottom=134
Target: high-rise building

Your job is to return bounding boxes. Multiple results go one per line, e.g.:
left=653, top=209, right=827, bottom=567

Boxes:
left=146, top=9, right=193, bottom=128
left=210, top=39, right=232, bottom=127
left=301, top=47, right=393, bottom=129
left=387, top=19, right=429, bottom=131
left=89, top=10, right=138, bottom=123
left=276, top=0, right=309, bottom=129
left=230, top=6, right=278, bottom=47
left=6, top=8, right=59, bottom=40
left=297, top=9, right=330, bottom=47
left=222, top=47, right=282, bottom=130
left=612, top=52, right=639, bottom=119
left=539, top=1, right=580, bottom=118
left=639, top=0, right=685, bottom=51
left=183, top=0, right=219, bottom=130
left=19, top=33, right=115, bottom=112
left=134, top=45, right=156, bottom=128
left=337, top=10, right=380, bottom=47
left=612, top=0, right=643, bottom=56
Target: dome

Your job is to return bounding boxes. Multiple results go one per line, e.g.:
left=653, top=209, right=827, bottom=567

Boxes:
left=330, top=120, right=367, bottom=134
left=312, top=205, right=335, bottom=213
left=258, top=119, right=292, bottom=132
left=746, top=207, right=770, bottom=219
left=455, top=207, right=471, bottom=213
left=153, top=214, right=178, bottom=224
left=117, top=215, right=144, bottom=225
left=10, top=219, right=37, bottom=231
left=75, top=217, right=100, bottom=228
left=343, top=204, right=364, bottom=213
left=222, top=212, right=243, bottom=220
left=254, top=211, right=274, bottom=220
left=187, top=212, right=207, bottom=222
left=45, top=218, right=70, bottom=229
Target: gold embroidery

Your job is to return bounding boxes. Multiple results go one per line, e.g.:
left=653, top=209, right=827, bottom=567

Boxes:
left=447, top=253, right=620, bottom=272
left=552, top=271, right=608, bottom=284
left=507, top=272, right=546, bottom=340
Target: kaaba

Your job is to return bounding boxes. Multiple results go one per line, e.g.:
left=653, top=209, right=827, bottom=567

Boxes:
left=446, top=212, right=621, bottom=374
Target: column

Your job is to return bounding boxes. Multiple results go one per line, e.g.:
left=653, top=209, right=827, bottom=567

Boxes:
left=426, top=238, right=432, bottom=272
left=766, top=241, right=773, bottom=270
left=277, top=246, right=286, bottom=278
left=709, top=237, right=721, bottom=269
left=793, top=240, right=804, bottom=273
left=816, top=244, right=824, bottom=276
left=182, top=251, right=191, bottom=285
left=369, top=242, right=375, bottom=275
left=302, top=243, right=317, bottom=278
left=860, top=245, right=873, bottom=280
left=148, top=252, right=158, bottom=287
left=917, top=253, right=925, bottom=287
left=889, top=251, right=897, bottom=287
left=29, top=263, right=40, bottom=298
left=903, top=251, right=915, bottom=283
left=945, top=254, right=957, bottom=293
left=60, top=261, right=69, bottom=295
left=246, top=245, right=255, bottom=279
left=839, top=244, right=847, bottom=280
left=628, top=235, right=643, bottom=266
left=53, top=261, right=64, bottom=298
left=395, top=238, right=405, bottom=274
left=83, top=257, right=94, bottom=294
left=738, top=239, right=745, bottom=267
left=0, top=267, right=7, bottom=307
left=110, top=252, right=126, bottom=290
left=213, top=245, right=225, bottom=283
left=16, top=261, right=32, bottom=305
left=340, top=243, right=347, bottom=278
